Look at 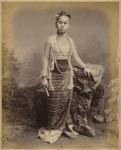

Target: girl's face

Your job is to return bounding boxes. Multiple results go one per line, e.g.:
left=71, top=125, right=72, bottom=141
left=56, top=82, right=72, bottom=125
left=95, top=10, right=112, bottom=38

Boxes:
left=56, top=15, right=70, bottom=34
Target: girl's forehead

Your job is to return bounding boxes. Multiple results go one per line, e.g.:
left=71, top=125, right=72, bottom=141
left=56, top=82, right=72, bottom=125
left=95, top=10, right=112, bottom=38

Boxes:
left=58, top=15, right=70, bottom=22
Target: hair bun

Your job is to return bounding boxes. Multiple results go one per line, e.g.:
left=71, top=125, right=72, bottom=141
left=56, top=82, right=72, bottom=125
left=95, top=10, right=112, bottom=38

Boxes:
left=58, top=11, right=67, bottom=15
left=55, top=11, right=72, bottom=19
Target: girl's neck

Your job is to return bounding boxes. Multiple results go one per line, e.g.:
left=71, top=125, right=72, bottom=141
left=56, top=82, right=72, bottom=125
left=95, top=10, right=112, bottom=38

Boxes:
left=56, top=31, right=67, bottom=39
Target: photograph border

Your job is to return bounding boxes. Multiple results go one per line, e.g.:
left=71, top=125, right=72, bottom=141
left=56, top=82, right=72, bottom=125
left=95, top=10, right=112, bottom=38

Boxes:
left=0, top=0, right=120, bottom=150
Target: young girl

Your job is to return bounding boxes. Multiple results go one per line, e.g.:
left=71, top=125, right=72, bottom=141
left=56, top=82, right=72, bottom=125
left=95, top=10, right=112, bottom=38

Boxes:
left=38, top=11, right=91, bottom=144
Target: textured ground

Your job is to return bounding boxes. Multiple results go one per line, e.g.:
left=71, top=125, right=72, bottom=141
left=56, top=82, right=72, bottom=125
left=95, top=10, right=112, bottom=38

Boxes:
left=2, top=85, right=119, bottom=149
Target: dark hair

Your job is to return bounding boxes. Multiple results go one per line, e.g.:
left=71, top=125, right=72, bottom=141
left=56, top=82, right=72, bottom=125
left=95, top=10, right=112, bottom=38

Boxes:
left=55, top=11, right=72, bottom=23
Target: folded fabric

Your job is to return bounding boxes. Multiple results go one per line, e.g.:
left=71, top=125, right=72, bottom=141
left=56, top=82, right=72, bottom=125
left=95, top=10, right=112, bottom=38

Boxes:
left=73, top=64, right=104, bottom=92
left=85, top=63, right=104, bottom=83
left=38, top=127, right=62, bottom=144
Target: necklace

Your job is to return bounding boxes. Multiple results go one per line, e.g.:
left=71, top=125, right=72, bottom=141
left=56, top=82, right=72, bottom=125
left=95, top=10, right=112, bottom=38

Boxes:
left=54, top=58, right=70, bottom=73
left=51, top=35, right=72, bottom=73
left=56, top=36, right=72, bottom=57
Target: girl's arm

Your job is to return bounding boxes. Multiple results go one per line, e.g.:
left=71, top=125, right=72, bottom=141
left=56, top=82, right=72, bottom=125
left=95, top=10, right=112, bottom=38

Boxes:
left=71, top=39, right=86, bottom=68
left=71, top=39, right=91, bottom=75
left=40, top=38, right=51, bottom=85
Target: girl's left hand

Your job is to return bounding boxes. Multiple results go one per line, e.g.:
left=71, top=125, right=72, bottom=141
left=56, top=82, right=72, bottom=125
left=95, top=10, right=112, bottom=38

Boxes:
left=84, top=67, right=92, bottom=77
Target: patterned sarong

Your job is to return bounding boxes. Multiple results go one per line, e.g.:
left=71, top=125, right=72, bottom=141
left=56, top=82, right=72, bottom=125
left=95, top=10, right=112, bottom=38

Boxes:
left=38, top=59, right=74, bottom=144
left=47, top=62, right=72, bottom=130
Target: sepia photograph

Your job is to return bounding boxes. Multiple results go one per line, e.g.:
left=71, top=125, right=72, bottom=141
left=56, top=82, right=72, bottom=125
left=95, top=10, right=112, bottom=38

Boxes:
left=1, top=0, right=120, bottom=149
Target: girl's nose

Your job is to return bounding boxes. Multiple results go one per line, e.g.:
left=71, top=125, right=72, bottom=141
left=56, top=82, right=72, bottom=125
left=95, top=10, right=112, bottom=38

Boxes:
left=61, top=24, right=64, bottom=27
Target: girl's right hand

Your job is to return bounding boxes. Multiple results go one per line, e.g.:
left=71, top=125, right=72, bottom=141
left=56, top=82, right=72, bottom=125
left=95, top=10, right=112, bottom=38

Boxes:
left=41, top=78, right=48, bottom=87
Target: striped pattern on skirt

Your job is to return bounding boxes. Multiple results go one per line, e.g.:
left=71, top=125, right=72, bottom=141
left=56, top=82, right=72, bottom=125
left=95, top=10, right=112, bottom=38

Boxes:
left=47, top=68, right=72, bottom=130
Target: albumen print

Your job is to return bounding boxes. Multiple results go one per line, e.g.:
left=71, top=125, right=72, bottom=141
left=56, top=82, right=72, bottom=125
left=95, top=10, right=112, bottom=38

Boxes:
left=1, top=1, right=120, bottom=149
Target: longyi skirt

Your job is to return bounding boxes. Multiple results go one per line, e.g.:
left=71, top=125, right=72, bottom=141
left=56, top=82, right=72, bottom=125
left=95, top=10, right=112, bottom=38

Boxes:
left=47, top=62, right=73, bottom=130
left=38, top=60, right=73, bottom=143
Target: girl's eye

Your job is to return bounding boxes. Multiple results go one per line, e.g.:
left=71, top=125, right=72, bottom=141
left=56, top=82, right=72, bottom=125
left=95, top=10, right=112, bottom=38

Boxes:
left=58, top=21, right=68, bottom=25
left=58, top=21, right=63, bottom=24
